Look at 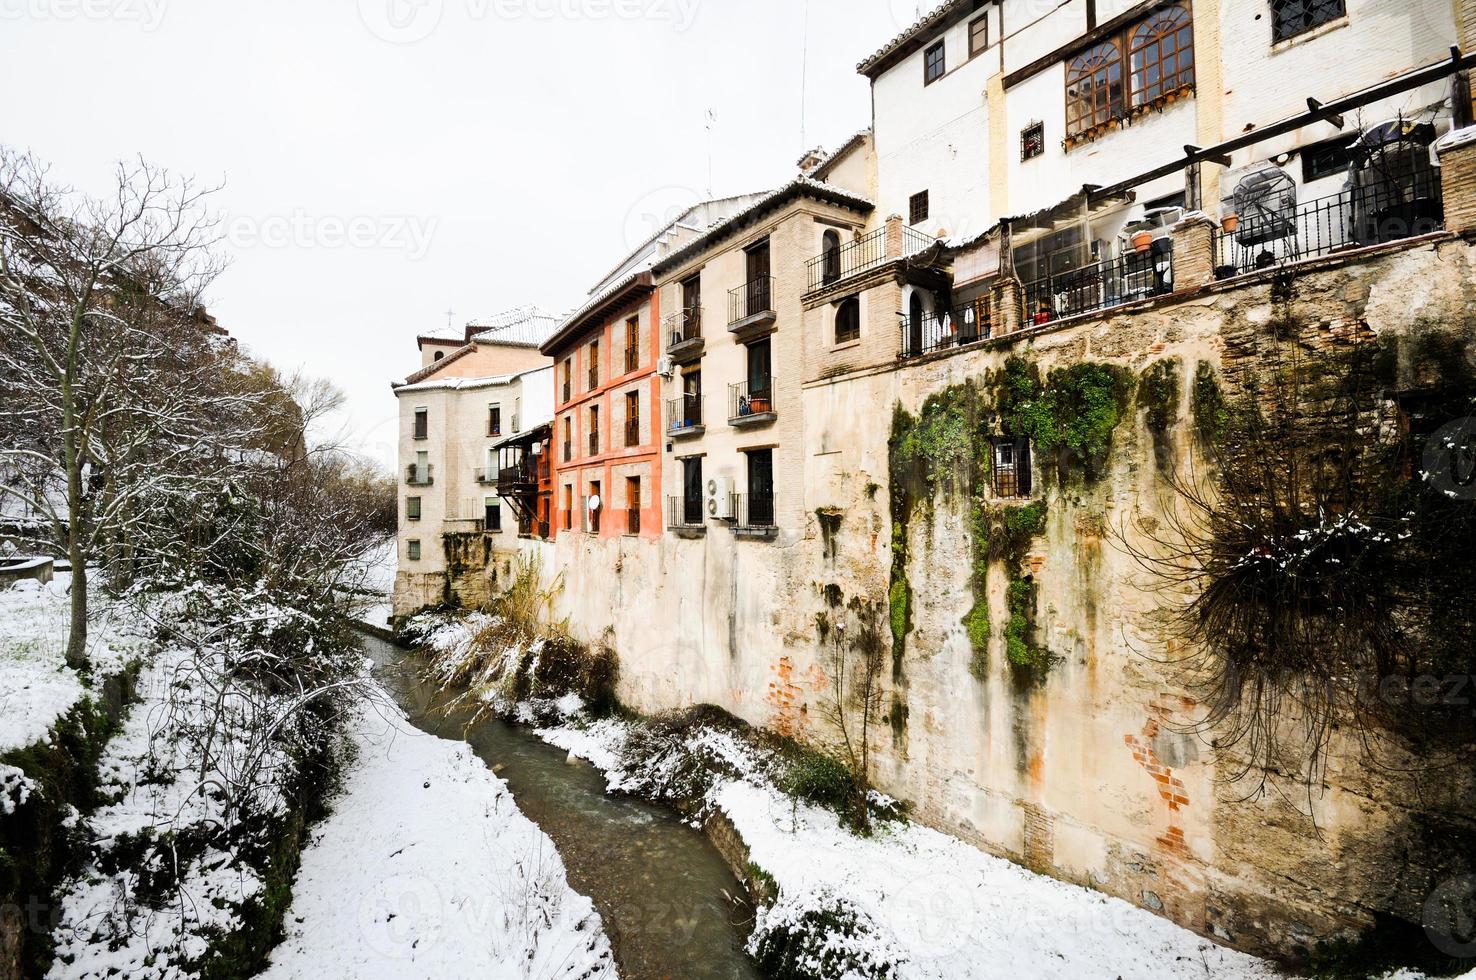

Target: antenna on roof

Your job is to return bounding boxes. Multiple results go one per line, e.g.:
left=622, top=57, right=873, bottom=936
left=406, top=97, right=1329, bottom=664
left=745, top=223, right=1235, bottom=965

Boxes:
left=445, top=307, right=454, bottom=329
left=800, top=0, right=811, bottom=152
left=705, top=108, right=716, bottom=198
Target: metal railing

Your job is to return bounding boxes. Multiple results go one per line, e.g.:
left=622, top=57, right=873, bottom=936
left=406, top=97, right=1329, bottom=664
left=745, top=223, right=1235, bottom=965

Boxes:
left=562, top=441, right=572, bottom=462
left=562, top=380, right=571, bottom=403
left=588, top=365, right=599, bottom=390
left=405, top=463, right=434, bottom=486
left=731, top=492, right=776, bottom=529
left=588, top=431, right=600, bottom=456
left=1021, top=248, right=1174, bottom=325
left=664, top=307, right=702, bottom=347
left=899, top=302, right=993, bottom=359
left=729, top=379, right=775, bottom=422
left=496, top=462, right=533, bottom=489
left=666, top=394, right=703, bottom=434
left=1213, top=178, right=1443, bottom=280
left=625, top=507, right=641, bottom=535
left=625, top=417, right=641, bottom=447
left=624, top=346, right=640, bottom=373
left=806, top=225, right=937, bottom=291
left=667, top=495, right=705, bottom=529
left=728, top=276, right=774, bottom=324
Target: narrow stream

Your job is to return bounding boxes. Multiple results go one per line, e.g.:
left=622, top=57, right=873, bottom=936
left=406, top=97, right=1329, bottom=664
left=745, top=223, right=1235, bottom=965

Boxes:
left=361, top=633, right=765, bottom=980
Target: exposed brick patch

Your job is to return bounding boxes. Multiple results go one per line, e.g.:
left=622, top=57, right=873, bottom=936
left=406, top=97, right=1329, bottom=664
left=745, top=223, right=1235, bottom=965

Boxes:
left=1021, top=801, right=1055, bottom=872
left=1124, top=695, right=1199, bottom=851
left=767, top=656, right=806, bottom=737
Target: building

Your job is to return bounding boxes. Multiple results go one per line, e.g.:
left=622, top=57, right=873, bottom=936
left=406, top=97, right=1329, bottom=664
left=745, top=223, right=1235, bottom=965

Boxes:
left=392, top=308, right=559, bottom=614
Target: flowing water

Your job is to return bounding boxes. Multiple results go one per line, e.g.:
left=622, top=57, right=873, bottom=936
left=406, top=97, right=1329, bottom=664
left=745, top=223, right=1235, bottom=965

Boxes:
left=362, top=633, right=764, bottom=980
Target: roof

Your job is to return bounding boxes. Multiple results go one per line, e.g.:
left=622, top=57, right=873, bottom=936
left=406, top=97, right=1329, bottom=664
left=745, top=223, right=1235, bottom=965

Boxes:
left=810, top=129, right=872, bottom=182
left=393, top=363, right=551, bottom=394
left=540, top=272, right=654, bottom=356
left=416, top=305, right=560, bottom=350
left=490, top=421, right=553, bottom=452
left=650, top=176, right=874, bottom=278
left=857, top=0, right=974, bottom=79
left=586, top=191, right=769, bottom=291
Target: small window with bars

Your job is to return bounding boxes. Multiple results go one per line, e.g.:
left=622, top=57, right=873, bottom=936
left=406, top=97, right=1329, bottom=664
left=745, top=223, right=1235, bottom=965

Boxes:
left=1270, top=0, right=1346, bottom=43
left=407, top=540, right=421, bottom=562
left=909, top=191, right=930, bottom=225
left=1021, top=122, right=1045, bottom=161
left=406, top=497, right=421, bottom=521
left=991, top=438, right=1033, bottom=499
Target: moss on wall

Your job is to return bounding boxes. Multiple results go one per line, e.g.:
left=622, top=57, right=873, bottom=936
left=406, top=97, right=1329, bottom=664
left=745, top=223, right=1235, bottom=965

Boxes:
left=1139, top=358, right=1182, bottom=468
left=1191, top=361, right=1229, bottom=445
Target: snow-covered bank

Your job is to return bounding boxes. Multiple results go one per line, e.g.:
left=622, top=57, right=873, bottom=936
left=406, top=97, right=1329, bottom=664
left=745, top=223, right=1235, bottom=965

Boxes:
left=539, top=713, right=1281, bottom=980
left=0, top=575, right=140, bottom=753
left=259, top=691, right=617, bottom=980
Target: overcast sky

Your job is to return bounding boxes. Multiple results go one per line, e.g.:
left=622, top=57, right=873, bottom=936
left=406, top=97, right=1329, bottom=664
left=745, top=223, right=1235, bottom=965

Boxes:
left=2, top=0, right=919, bottom=465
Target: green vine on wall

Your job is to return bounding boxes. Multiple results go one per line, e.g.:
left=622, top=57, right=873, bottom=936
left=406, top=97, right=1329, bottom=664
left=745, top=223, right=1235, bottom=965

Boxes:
left=1191, top=361, right=1229, bottom=445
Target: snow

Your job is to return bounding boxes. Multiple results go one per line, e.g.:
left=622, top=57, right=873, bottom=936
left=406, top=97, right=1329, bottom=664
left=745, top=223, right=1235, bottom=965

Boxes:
left=0, top=572, right=141, bottom=753
left=258, top=691, right=617, bottom=980
left=537, top=712, right=1282, bottom=980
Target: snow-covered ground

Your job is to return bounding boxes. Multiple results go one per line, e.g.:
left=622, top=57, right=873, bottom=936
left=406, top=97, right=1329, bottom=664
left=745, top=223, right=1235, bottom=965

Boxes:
left=259, top=691, right=617, bottom=980
left=0, top=574, right=141, bottom=753
left=541, top=715, right=1281, bottom=980
left=348, top=540, right=396, bottom=630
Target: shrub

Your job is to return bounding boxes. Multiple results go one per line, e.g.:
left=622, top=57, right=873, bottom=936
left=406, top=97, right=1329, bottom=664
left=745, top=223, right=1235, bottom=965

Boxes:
left=751, top=897, right=900, bottom=980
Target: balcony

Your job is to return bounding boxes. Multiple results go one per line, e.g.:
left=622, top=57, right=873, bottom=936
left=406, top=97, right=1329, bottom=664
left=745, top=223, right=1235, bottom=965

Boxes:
left=474, top=468, right=497, bottom=485
left=625, top=417, right=641, bottom=448
left=405, top=463, right=434, bottom=486
left=625, top=507, right=641, bottom=535
left=588, top=431, right=601, bottom=457
left=1021, top=249, right=1174, bottom=326
left=731, top=493, right=777, bottom=540
left=666, top=495, right=705, bottom=535
left=729, top=379, right=776, bottom=427
left=899, top=303, right=993, bottom=359
left=624, top=346, right=640, bottom=374
left=663, top=307, right=704, bottom=364
left=1213, top=179, right=1443, bottom=281
left=806, top=225, right=937, bottom=292
left=665, top=394, right=704, bottom=440
left=728, top=276, right=775, bottom=341
left=588, top=367, right=599, bottom=391
left=496, top=462, right=535, bottom=494
left=562, top=380, right=572, bottom=403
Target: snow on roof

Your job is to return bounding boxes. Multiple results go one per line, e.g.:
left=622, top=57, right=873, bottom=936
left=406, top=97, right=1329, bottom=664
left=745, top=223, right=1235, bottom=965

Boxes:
left=857, top=0, right=971, bottom=78
left=416, top=305, right=560, bottom=349
left=541, top=272, right=654, bottom=355
left=650, top=176, right=874, bottom=278
left=586, top=191, right=770, bottom=292
left=393, top=363, right=552, bottom=395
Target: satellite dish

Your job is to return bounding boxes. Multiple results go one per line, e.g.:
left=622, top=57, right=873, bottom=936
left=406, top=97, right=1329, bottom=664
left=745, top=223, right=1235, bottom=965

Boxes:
left=588, top=494, right=602, bottom=512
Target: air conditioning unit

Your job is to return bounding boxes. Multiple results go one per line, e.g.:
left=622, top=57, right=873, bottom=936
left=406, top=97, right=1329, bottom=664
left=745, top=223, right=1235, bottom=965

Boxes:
left=657, top=356, right=676, bottom=379
left=706, top=476, right=734, bottom=521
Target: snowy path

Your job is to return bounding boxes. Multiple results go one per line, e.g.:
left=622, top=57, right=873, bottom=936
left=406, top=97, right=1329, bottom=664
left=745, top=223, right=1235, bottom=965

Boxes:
left=258, top=691, right=617, bottom=980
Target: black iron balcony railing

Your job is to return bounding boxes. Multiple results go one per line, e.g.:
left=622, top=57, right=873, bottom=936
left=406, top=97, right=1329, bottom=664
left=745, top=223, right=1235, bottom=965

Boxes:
left=666, top=394, right=703, bottom=434
left=562, top=441, right=572, bottom=462
left=806, top=226, right=937, bottom=291
left=537, top=520, right=551, bottom=539
left=589, top=366, right=599, bottom=391
left=665, top=307, right=702, bottom=347
left=667, top=495, right=705, bottom=529
left=625, top=507, right=641, bottom=535
left=732, top=492, right=776, bottom=529
left=405, top=463, right=434, bottom=486
left=588, top=431, right=600, bottom=456
left=562, top=380, right=572, bottom=403
left=624, top=346, right=640, bottom=374
left=899, top=302, right=993, bottom=359
left=729, top=379, right=775, bottom=422
left=728, top=276, right=774, bottom=324
left=1021, top=248, right=1175, bottom=326
left=496, top=462, right=533, bottom=489
left=625, top=417, right=641, bottom=447
left=1213, top=178, right=1443, bottom=281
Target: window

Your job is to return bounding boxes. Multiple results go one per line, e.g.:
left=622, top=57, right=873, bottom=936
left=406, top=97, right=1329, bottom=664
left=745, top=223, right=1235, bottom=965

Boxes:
left=821, top=230, right=841, bottom=285
left=563, top=486, right=574, bottom=530
left=626, top=476, right=642, bottom=534
left=909, top=191, right=930, bottom=225
left=413, top=408, right=428, bottom=440
left=588, top=339, right=600, bottom=389
left=969, top=14, right=988, bottom=57
left=561, top=360, right=572, bottom=402
left=679, top=274, right=702, bottom=340
left=625, top=316, right=640, bottom=372
left=991, top=439, right=1033, bottom=498
left=406, top=496, right=421, bottom=521
left=589, top=405, right=600, bottom=456
left=1021, top=122, right=1045, bottom=161
left=562, top=417, right=572, bottom=462
left=1128, top=4, right=1194, bottom=105
left=1271, top=0, right=1345, bottom=43
left=1302, top=135, right=1354, bottom=182
left=1012, top=226, right=1088, bottom=287
left=625, top=390, right=641, bottom=446
left=433, top=351, right=445, bottom=361
left=1066, top=41, right=1124, bottom=137
left=489, top=405, right=501, bottom=437
left=486, top=501, right=501, bottom=532
left=407, top=539, right=421, bottom=562
left=746, top=449, right=775, bottom=528
left=589, top=480, right=602, bottom=534
left=923, top=41, right=945, bottom=85
left=744, top=239, right=772, bottom=314
left=681, top=457, right=703, bottom=526
left=834, top=297, right=860, bottom=345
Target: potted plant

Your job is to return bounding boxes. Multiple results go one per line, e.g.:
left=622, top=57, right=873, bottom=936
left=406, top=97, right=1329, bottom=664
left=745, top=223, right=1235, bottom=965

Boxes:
left=1222, top=213, right=1241, bottom=234
left=1131, top=229, right=1155, bottom=253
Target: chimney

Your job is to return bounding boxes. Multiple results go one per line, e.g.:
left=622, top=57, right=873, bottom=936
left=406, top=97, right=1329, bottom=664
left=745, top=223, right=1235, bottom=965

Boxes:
left=797, top=146, right=828, bottom=176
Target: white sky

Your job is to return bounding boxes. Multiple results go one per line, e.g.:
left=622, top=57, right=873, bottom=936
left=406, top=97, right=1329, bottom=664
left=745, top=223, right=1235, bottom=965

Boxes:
left=1, top=0, right=919, bottom=466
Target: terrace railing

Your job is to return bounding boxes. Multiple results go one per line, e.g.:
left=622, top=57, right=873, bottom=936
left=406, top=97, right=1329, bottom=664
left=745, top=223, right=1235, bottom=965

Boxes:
left=728, top=379, right=775, bottom=422
left=728, top=276, right=775, bottom=324
left=806, top=225, right=937, bottom=291
left=899, top=302, right=993, bottom=359
left=1021, top=249, right=1174, bottom=326
left=731, top=492, right=776, bottom=529
left=667, top=495, right=705, bottom=529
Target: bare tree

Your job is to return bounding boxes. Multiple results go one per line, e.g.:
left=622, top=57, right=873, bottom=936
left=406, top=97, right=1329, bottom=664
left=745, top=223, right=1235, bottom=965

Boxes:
left=0, top=148, right=237, bottom=669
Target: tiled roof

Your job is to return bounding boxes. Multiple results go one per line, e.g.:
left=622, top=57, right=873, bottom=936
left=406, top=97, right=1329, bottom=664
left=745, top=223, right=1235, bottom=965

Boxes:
left=809, top=129, right=872, bottom=182
left=650, top=176, right=874, bottom=278
left=540, top=271, right=654, bottom=356
left=857, top=0, right=971, bottom=78
left=397, top=344, right=476, bottom=387
left=416, top=305, right=560, bottom=349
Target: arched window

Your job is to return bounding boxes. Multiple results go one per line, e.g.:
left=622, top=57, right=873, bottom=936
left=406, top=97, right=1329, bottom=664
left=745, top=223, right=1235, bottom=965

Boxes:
left=433, top=350, right=445, bottom=361
left=1065, top=41, right=1124, bottom=137
left=907, top=291, right=925, bottom=356
left=1129, top=4, right=1194, bottom=105
left=822, top=230, right=841, bottom=284
left=834, top=297, right=860, bottom=345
